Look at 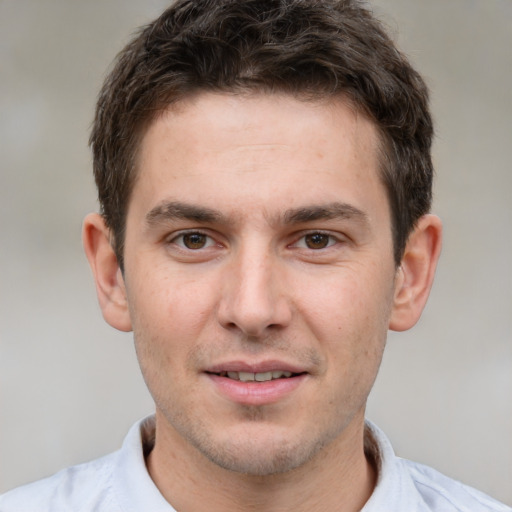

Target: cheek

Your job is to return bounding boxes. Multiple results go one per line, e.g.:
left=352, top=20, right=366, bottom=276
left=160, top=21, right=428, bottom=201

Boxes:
left=297, top=270, right=380, bottom=330
left=130, top=262, right=216, bottom=326
left=295, top=269, right=391, bottom=367
left=127, top=270, right=217, bottom=372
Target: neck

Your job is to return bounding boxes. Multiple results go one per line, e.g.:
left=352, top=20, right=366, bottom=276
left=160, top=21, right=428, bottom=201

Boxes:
left=146, top=412, right=377, bottom=512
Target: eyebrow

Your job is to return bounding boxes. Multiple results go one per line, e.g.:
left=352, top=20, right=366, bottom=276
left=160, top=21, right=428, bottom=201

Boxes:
left=145, top=200, right=368, bottom=228
left=282, top=202, right=368, bottom=225
left=145, top=201, right=225, bottom=227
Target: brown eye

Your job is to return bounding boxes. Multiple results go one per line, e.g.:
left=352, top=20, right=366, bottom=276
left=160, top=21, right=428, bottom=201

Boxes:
left=182, top=233, right=208, bottom=249
left=304, top=233, right=331, bottom=249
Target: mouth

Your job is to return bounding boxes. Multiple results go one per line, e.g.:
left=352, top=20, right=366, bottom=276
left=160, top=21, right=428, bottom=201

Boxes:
left=211, top=370, right=301, bottom=382
left=204, top=365, right=308, bottom=404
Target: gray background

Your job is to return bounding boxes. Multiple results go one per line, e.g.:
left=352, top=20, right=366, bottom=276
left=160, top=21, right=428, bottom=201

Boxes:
left=1, top=0, right=511, bottom=505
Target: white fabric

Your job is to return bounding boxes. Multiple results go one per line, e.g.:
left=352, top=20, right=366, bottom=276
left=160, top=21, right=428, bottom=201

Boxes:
left=0, top=416, right=509, bottom=512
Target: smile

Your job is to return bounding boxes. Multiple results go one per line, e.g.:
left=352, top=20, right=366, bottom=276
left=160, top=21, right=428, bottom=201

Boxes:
left=206, top=369, right=308, bottom=405
left=217, top=370, right=294, bottom=382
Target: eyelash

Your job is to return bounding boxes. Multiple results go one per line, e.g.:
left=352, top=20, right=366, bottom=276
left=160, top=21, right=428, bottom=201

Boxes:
left=167, top=230, right=343, bottom=252
left=291, top=231, right=340, bottom=250
left=168, top=230, right=218, bottom=250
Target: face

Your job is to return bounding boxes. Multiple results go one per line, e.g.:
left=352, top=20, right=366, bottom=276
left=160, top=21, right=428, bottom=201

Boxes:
left=121, top=92, right=399, bottom=475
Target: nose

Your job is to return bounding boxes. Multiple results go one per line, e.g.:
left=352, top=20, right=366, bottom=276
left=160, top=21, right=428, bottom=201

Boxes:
left=217, top=244, right=292, bottom=338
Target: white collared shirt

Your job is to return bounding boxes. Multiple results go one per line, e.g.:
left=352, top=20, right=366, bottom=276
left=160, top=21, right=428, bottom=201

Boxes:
left=1, top=416, right=509, bottom=511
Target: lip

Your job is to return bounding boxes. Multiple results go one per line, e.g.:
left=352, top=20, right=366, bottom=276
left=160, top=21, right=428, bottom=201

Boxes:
left=206, top=360, right=307, bottom=374
left=204, top=360, right=308, bottom=406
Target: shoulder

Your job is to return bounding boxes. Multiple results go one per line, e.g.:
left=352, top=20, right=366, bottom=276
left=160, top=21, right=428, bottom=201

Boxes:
left=363, top=420, right=511, bottom=512
left=0, top=452, right=120, bottom=512
left=401, top=458, right=512, bottom=512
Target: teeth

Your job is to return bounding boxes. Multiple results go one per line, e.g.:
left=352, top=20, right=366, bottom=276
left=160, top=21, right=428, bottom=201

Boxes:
left=255, top=371, right=272, bottom=382
left=223, top=371, right=294, bottom=381
left=272, top=370, right=292, bottom=379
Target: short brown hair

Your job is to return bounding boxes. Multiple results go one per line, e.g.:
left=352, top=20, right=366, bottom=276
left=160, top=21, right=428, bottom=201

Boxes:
left=90, top=0, right=433, bottom=269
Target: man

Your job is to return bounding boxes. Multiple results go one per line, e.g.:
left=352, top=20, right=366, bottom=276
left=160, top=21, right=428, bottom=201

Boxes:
left=0, top=1, right=509, bottom=510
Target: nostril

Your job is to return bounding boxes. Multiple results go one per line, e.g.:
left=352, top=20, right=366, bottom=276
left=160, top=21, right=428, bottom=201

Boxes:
left=217, top=280, right=292, bottom=336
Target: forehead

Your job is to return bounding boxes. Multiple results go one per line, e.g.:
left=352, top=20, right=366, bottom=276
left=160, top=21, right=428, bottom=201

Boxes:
left=131, top=92, right=386, bottom=223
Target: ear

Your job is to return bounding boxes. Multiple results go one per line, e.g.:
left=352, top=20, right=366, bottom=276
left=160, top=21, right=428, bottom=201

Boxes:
left=389, top=214, right=442, bottom=332
left=82, top=213, right=132, bottom=332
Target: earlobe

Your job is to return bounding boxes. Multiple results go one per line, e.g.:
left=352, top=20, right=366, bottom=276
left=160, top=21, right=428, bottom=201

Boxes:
left=82, top=213, right=132, bottom=332
left=389, top=214, right=442, bottom=332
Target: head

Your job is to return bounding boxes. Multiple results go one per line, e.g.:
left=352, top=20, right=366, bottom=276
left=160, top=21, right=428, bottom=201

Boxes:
left=83, top=0, right=442, bottom=487
left=90, top=0, right=433, bottom=271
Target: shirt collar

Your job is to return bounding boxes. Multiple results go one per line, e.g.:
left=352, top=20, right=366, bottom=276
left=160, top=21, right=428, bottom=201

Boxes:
left=362, top=420, right=431, bottom=511
left=112, top=416, right=175, bottom=512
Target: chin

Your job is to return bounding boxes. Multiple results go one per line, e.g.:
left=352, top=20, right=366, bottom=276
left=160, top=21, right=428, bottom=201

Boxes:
left=191, top=425, right=335, bottom=477
left=204, top=444, right=311, bottom=476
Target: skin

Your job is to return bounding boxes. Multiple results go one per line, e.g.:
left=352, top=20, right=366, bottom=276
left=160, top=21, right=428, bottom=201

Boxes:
left=83, top=92, right=442, bottom=512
